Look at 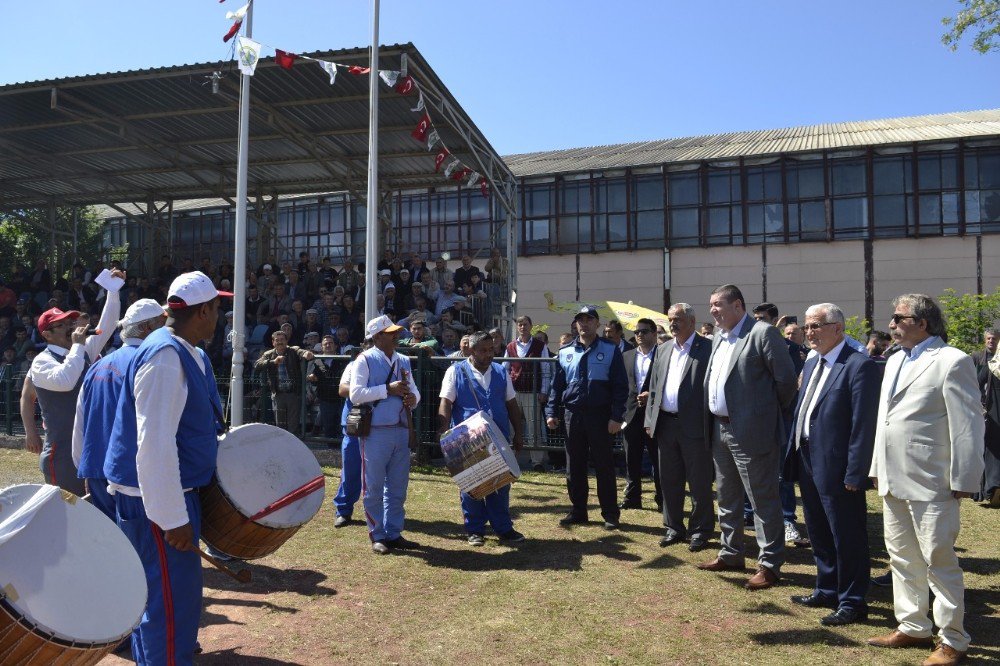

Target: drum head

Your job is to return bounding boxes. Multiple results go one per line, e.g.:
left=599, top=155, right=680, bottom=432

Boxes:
left=0, top=484, right=147, bottom=645
left=216, top=423, right=325, bottom=528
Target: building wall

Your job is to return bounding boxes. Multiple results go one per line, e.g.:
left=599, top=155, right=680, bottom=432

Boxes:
left=669, top=246, right=764, bottom=323
left=766, top=241, right=866, bottom=322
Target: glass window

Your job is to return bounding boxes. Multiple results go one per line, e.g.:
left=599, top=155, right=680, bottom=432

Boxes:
left=830, top=159, right=865, bottom=196
left=832, top=198, right=867, bottom=239
left=872, top=155, right=913, bottom=237
left=786, top=163, right=824, bottom=199
left=789, top=201, right=826, bottom=241
left=668, top=172, right=700, bottom=206
left=669, top=209, right=699, bottom=247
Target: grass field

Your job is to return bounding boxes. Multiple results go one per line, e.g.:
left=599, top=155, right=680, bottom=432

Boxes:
left=0, top=443, right=997, bottom=665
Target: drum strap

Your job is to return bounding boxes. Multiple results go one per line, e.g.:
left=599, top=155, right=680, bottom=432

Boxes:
left=246, top=474, right=325, bottom=522
left=461, top=362, right=488, bottom=413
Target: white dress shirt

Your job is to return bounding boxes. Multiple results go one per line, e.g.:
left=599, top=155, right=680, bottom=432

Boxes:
left=349, top=348, right=421, bottom=406
left=662, top=334, right=693, bottom=413
left=71, top=337, right=143, bottom=467
left=802, top=339, right=847, bottom=438
left=29, top=289, right=121, bottom=391
left=439, top=359, right=516, bottom=402
left=339, top=359, right=355, bottom=388
left=634, top=347, right=654, bottom=394
left=109, top=335, right=204, bottom=531
left=708, top=314, right=748, bottom=417
left=504, top=337, right=552, bottom=395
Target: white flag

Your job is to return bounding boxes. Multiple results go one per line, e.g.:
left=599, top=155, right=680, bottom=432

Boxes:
left=426, top=129, right=439, bottom=151
left=443, top=159, right=460, bottom=178
left=411, top=92, right=425, bottom=113
left=467, top=171, right=480, bottom=188
left=318, top=60, right=338, bottom=85
left=226, top=3, right=250, bottom=20
left=379, top=70, right=400, bottom=87
left=236, top=37, right=262, bottom=76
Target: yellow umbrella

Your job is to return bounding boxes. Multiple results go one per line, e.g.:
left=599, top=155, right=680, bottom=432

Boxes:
left=605, top=301, right=670, bottom=332
left=543, top=292, right=616, bottom=322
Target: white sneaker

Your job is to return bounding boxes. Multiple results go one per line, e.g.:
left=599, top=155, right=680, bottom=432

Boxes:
left=784, top=522, right=801, bottom=543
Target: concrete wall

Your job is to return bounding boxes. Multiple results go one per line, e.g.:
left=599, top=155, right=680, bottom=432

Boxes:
left=669, top=246, right=764, bottom=324
left=766, top=241, right=865, bottom=322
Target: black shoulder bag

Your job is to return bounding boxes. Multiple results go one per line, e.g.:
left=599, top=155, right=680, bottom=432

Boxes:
left=346, top=358, right=396, bottom=437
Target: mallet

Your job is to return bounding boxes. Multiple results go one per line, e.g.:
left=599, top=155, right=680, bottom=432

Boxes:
left=197, top=547, right=252, bottom=584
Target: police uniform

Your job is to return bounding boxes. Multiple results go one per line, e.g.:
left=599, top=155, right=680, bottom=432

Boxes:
left=440, top=359, right=518, bottom=537
left=547, top=315, right=628, bottom=524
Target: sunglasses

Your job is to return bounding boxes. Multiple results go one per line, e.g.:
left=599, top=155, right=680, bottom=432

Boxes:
left=890, top=314, right=918, bottom=324
left=634, top=329, right=654, bottom=335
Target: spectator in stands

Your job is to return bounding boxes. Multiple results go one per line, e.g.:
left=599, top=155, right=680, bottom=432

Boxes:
left=180, top=257, right=195, bottom=274
left=19, top=347, right=36, bottom=374
left=259, top=264, right=277, bottom=294
left=301, top=308, right=323, bottom=339
left=297, top=251, right=311, bottom=277
left=383, top=284, right=401, bottom=320
left=396, top=268, right=414, bottom=302
left=431, top=256, right=453, bottom=290
left=0, top=316, right=14, bottom=351
left=245, top=284, right=264, bottom=326
left=453, top=255, right=482, bottom=293
left=439, top=326, right=460, bottom=356
left=67, top=278, right=95, bottom=311
left=399, top=319, right=439, bottom=355
left=12, top=328, right=32, bottom=362
left=29, top=259, right=52, bottom=306
left=451, top=297, right=480, bottom=331
left=0, top=348, right=16, bottom=382
left=464, top=273, right=489, bottom=321
left=420, top=270, right=441, bottom=305
left=10, top=263, right=30, bottom=295
left=319, top=256, right=336, bottom=282
left=258, top=282, right=291, bottom=323
left=156, top=255, right=177, bottom=286
left=307, top=334, right=341, bottom=438
left=334, top=327, right=356, bottom=354
left=505, top=315, right=552, bottom=472
left=340, top=295, right=363, bottom=342
left=377, top=248, right=395, bottom=272
left=408, top=254, right=428, bottom=283
left=484, top=247, right=508, bottom=285
left=288, top=299, right=307, bottom=332
left=435, top=280, right=460, bottom=316
left=337, top=258, right=361, bottom=294
left=452, top=335, right=472, bottom=358
left=254, top=330, right=315, bottom=436
left=286, top=271, right=306, bottom=303
left=604, top=320, right=634, bottom=354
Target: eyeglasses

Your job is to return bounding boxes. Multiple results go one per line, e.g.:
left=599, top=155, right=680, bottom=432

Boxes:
left=802, top=322, right=836, bottom=332
left=890, top=314, right=918, bottom=324
left=634, top=329, right=654, bottom=335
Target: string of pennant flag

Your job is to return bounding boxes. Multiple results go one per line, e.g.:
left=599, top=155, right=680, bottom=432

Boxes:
left=219, top=1, right=490, bottom=198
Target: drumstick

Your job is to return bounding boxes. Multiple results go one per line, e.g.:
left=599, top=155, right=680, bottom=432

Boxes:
left=197, top=547, right=252, bottom=583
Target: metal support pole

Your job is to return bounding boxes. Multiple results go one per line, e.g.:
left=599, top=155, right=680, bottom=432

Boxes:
left=230, top=3, right=253, bottom=426
left=363, top=0, right=381, bottom=323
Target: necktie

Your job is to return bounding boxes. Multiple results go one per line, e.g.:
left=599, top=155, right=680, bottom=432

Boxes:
left=794, top=359, right=826, bottom=447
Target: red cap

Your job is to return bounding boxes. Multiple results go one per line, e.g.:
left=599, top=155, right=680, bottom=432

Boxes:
left=37, top=308, right=82, bottom=332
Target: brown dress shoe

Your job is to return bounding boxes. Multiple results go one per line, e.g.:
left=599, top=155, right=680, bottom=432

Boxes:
left=744, top=566, right=779, bottom=590
left=697, top=558, right=745, bottom=572
left=866, top=629, right=935, bottom=649
left=922, top=644, right=966, bottom=666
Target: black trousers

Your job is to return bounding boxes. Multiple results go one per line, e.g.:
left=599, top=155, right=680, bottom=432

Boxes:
left=982, top=418, right=1000, bottom=498
left=564, top=409, right=619, bottom=522
left=622, top=411, right=660, bottom=505
left=655, top=415, right=714, bottom=539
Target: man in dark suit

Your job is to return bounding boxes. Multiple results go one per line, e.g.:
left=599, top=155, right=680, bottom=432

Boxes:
left=698, top=284, right=797, bottom=590
left=645, top=303, right=713, bottom=551
left=620, top=318, right=660, bottom=510
left=604, top=320, right=634, bottom=354
left=784, top=302, right=879, bottom=626
left=974, top=328, right=1000, bottom=505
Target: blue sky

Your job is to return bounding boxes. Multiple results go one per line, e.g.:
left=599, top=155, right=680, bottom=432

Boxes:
left=2, top=1, right=997, bottom=155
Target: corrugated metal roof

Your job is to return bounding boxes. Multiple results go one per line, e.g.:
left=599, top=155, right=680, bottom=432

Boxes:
left=504, top=109, right=1000, bottom=177
left=0, top=43, right=514, bottom=211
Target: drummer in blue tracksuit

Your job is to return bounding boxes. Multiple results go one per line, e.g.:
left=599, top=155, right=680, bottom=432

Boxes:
left=330, top=339, right=371, bottom=527
left=104, top=272, right=230, bottom=666
left=349, top=315, right=421, bottom=555
left=438, top=331, right=526, bottom=546
left=71, top=299, right=166, bottom=522
left=546, top=305, right=629, bottom=529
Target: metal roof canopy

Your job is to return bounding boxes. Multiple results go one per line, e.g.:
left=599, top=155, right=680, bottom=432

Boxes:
left=0, top=43, right=517, bottom=217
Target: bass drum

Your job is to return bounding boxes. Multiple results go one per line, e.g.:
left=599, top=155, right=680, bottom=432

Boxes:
left=0, top=484, right=146, bottom=665
left=201, top=423, right=325, bottom=560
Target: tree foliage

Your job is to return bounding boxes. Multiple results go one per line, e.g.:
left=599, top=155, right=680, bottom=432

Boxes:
left=843, top=315, right=871, bottom=344
left=0, top=207, right=104, bottom=278
left=938, top=287, right=1000, bottom=354
left=942, top=0, right=1000, bottom=53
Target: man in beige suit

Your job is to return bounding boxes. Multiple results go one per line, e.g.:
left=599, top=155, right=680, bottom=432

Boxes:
left=867, top=294, right=984, bottom=666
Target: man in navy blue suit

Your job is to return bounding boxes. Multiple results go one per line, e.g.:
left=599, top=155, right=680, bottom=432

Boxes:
left=784, top=302, right=879, bottom=626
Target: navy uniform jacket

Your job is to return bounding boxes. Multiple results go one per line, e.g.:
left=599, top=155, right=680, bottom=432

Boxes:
left=546, top=336, right=628, bottom=423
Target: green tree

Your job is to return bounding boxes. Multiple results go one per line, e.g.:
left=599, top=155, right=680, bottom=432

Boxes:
left=942, top=0, right=1000, bottom=53
left=938, top=287, right=1000, bottom=354
left=0, top=207, right=104, bottom=279
left=843, top=315, right=871, bottom=344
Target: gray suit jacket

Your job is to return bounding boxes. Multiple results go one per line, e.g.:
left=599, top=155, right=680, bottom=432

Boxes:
left=703, top=317, right=798, bottom=453
left=869, top=337, right=985, bottom=501
left=645, top=334, right=711, bottom=440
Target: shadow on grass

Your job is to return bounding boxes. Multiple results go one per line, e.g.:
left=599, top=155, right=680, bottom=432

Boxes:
left=203, top=563, right=338, bottom=598
left=741, top=601, right=795, bottom=616
left=749, top=627, right=861, bottom=647
left=961, top=555, right=1000, bottom=576
left=635, top=552, right=686, bottom=570
left=197, top=648, right=306, bottom=665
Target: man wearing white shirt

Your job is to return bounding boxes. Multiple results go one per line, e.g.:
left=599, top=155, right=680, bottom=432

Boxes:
left=350, top=315, right=421, bottom=554
left=439, top=332, right=526, bottom=546
left=504, top=315, right=552, bottom=471
left=70, top=299, right=166, bottom=521
left=645, top=304, right=713, bottom=551
left=620, top=318, right=660, bottom=510
left=104, top=271, right=230, bottom=665
left=22, top=267, right=124, bottom=495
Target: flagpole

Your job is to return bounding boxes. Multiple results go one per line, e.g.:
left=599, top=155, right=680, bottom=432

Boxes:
left=363, top=0, right=380, bottom=323
left=230, top=2, right=253, bottom=427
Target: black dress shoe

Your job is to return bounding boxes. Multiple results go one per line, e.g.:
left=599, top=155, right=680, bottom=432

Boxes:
left=618, top=499, right=641, bottom=510
left=385, top=536, right=420, bottom=550
left=790, top=593, right=838, bottom=609
left=820, top=607, right=868, bottom=626
left=659, top=532, right=684, bottom=547
left=602, top=520, right=620, bottom=531
left=559, top=513, right=589, bottom=526
left=688, top=537, right=708, bottom=552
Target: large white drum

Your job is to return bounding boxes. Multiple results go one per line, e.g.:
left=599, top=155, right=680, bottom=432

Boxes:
left=0, top=483, right=147, bottom=665
left=201, top=423, right=325, bottom=560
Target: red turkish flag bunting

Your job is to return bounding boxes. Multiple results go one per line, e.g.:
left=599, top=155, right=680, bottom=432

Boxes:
left=479, top=177, right=489, bottom=198
left=434, top=147, right=450, bottom=172
left=451, top=167, right=471, bottom=182
left=394, top=76, right=415, bottom=95
left=411, top=112, right=431, bottom=143
left=223, top=20, right=242, bottom=42
left=348, top=65, right=371, bottom=75
left=275, top=50, right=298, bottom=70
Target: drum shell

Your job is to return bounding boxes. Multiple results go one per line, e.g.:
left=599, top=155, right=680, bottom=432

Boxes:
left=200, top=478, right=302, bottom=560
left=0, top=599, right=117, bottom=666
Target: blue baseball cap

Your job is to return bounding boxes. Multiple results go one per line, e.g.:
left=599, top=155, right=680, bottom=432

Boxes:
left=574, top=305, right=600, bottom=321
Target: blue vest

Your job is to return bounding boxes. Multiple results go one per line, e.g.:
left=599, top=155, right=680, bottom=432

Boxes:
left=104, top=327, right=223, bottom=489
left=451, top=361, right=511, bottom=440
left=358, top=349, right=412, bottom=427
left=77, top=343, right=139, bottom=479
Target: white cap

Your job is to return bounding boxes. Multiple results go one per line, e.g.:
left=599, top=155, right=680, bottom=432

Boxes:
left=365, top=314, right=403, bottom=338
left=119, top=298, right=166, bottom=328
left=166, top=271, right=233, bottom=310
left=263, top=263, right=273, bottom=271
left=379, top=269, right=392, bottom=276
